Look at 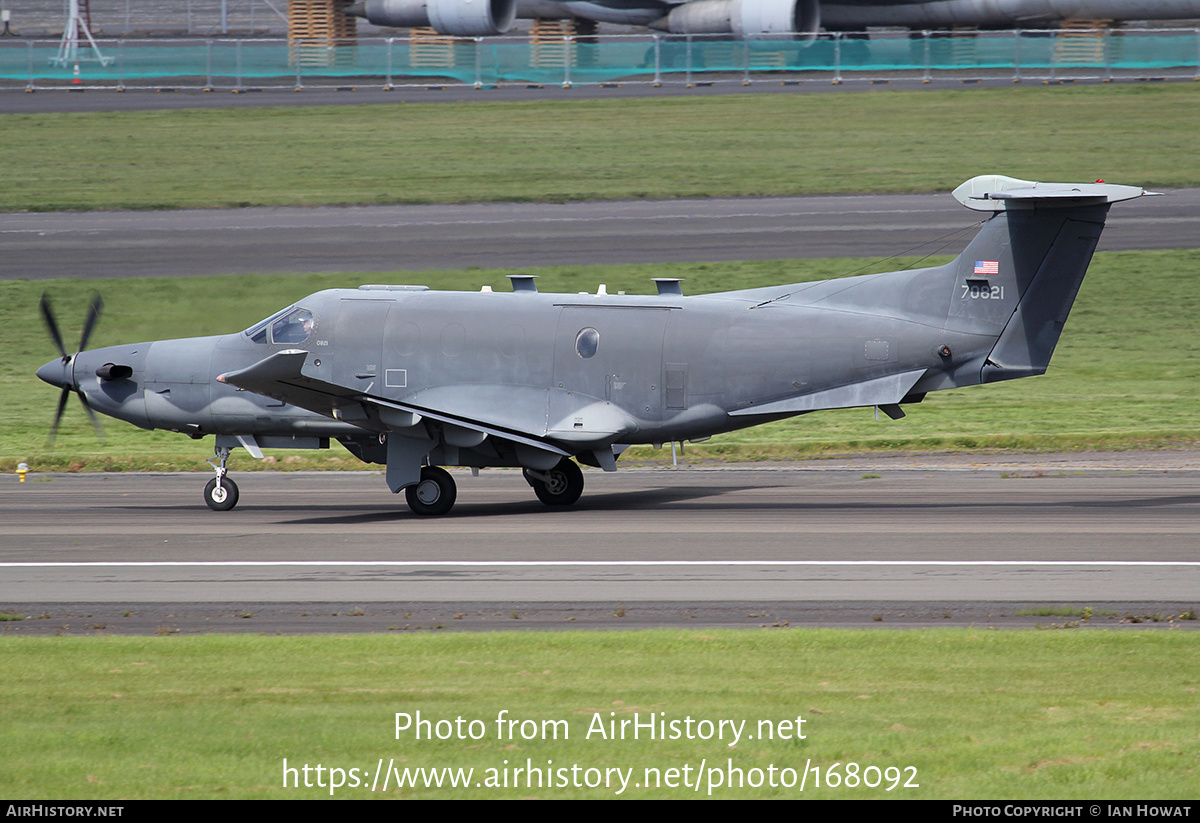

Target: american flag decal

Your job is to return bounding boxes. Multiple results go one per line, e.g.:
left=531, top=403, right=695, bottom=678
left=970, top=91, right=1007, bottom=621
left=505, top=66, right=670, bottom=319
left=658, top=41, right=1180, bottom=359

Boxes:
left=974, top=260, right=999, bottom=276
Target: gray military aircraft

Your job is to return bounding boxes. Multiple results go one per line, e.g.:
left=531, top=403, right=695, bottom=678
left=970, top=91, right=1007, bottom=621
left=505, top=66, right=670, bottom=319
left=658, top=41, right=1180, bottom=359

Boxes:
left=37, top=175, right=1153, bottom=515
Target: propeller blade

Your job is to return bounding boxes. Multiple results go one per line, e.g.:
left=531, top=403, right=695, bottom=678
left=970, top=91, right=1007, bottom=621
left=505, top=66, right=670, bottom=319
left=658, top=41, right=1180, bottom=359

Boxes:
left=41, top=291, right=106, bottom=446
left=77, top=390, right=105, bottom=442
left=48, top=387, right=70, bottom=447
left=39, top=293, right=68, bottom=360
left=79, top=292, right=103, bottom=353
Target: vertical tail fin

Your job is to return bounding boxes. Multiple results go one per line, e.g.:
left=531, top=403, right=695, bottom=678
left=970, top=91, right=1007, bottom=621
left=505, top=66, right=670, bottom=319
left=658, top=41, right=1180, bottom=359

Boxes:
left=946, top=175, right=1155, bottom=384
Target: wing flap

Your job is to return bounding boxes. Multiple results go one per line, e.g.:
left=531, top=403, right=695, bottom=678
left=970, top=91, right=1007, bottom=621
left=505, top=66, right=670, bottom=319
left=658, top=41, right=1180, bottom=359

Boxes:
left=371, top=395, right=570, bottom=458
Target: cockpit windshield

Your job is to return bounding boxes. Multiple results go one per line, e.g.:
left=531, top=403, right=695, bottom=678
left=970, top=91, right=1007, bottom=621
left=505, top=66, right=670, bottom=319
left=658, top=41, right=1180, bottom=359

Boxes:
left=245, top=307, right=315, bottom=345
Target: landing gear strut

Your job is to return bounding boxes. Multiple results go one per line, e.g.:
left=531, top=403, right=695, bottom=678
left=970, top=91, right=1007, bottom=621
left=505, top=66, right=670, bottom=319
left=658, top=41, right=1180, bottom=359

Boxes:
left=204, top=445, right=239, bottom=511
left=524, top=459, right=584, bottom=507
left=405, top=465, right=456, bottom=516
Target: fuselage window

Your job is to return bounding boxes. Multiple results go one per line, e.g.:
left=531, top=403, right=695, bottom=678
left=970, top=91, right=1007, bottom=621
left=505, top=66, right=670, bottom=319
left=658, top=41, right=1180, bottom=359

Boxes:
left=575, top=327, right=599, bottom=359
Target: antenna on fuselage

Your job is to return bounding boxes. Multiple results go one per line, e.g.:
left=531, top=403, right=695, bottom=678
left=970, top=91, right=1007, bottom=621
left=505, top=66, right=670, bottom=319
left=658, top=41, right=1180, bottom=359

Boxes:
left=508, top=275, right=539, bottom=293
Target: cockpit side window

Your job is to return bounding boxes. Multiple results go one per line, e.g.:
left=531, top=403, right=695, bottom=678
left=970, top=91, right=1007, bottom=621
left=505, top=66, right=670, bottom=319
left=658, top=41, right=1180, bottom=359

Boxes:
left=245, top=308, right=287, bottom=344
left=245, top=307, right=315, bottom=345
left=245, top=318, right=274, bottom=344
left=272, top=308, right=314, bottom=345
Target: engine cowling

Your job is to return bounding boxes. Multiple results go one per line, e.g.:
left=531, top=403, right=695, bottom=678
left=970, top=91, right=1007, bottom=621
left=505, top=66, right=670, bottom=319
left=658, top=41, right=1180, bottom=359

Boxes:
left=349, top=0, right=517, bottom=36
left=662, top=0, right=820, bottom=36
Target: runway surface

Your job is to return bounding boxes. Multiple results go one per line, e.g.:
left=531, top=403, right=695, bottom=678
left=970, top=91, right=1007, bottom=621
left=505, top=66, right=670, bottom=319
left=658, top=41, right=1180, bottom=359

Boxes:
left=4, top=188, right=1198, bottom=281
left=2, top=452, right=1197, bottom=632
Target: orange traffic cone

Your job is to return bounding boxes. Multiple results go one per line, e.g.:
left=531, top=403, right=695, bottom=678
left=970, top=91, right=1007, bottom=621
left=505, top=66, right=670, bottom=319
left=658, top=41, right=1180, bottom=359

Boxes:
left=73, top=62, right=81, bottom=84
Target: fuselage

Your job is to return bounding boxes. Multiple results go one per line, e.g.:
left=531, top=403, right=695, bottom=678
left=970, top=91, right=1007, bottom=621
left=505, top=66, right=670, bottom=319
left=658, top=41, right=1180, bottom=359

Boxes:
left=39, top=257, right=998, bottom=460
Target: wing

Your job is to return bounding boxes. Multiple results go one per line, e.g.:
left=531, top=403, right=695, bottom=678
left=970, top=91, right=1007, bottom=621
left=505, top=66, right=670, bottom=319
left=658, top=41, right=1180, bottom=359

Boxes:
left=216, top=350, right=636, bottom=467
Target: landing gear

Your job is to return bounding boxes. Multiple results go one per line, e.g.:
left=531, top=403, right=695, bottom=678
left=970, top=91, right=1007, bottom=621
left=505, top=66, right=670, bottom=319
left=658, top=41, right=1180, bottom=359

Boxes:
left=405, top=466, right=457, bottom=516
left=203, top=476, right=239, bottom=511
left=525, top=459, right=584, bottom=507
left=204, top=445, right=239, bottom=511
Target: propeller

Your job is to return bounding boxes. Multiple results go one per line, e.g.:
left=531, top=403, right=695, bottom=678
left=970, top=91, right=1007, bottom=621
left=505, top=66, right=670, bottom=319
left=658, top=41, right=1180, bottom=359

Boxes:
left=39, top=292, right=105, bottom=446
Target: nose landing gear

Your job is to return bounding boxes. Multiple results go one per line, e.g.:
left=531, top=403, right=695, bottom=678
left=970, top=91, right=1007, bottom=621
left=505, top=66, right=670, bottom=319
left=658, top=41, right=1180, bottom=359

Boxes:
left=204, top=445, right=239, bottom=511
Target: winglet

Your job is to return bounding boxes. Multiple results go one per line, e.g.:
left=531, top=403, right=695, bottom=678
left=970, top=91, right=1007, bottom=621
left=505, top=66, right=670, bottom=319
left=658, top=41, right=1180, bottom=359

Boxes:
left=952, top=175, right=1158, bottom=212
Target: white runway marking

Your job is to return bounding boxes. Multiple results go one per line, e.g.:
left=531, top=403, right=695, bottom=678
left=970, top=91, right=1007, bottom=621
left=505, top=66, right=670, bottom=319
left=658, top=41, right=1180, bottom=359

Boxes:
left=4, top=560, right=1198, bottom=568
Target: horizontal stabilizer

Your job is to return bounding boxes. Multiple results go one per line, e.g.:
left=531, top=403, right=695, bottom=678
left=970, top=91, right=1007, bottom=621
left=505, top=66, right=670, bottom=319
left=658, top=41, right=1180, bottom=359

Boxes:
left=730, top=370, right=925, bottom=417
left=953, top=175, right=1156, bottom=212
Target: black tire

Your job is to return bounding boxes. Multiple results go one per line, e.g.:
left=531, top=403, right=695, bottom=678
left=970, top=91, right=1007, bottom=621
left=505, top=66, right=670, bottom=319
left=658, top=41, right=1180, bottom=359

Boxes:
left=532, top=459, right=584, bottom=507
left=405, top=466, right=457, bottom=516
left=203, top=477, right=239, bottom=511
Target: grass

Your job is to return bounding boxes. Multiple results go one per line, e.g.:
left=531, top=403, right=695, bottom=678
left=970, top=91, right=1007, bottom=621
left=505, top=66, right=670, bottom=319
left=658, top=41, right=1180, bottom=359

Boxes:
left=0, top=630, right=1197, bottom=799
left=4, top=249, right=1198, bottom=471
left=1, top=85, right=1198, bottom=211
left=1016, top=607, right=1100, bottom=618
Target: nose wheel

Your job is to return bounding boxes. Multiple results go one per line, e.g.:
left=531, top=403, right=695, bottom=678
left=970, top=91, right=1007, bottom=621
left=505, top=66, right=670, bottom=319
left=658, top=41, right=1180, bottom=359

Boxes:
left=204, top=476, right=239, bottom=511
left=204, top=445, right=239, bottom=511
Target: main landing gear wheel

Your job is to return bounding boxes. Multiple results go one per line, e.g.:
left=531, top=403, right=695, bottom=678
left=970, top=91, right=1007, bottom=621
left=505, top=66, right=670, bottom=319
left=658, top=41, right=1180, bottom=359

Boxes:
left=527, top=459, right=584, bottom=507
left=203, top=476, right=239, bottom=511
left=405, top=466, right=457, bottom=516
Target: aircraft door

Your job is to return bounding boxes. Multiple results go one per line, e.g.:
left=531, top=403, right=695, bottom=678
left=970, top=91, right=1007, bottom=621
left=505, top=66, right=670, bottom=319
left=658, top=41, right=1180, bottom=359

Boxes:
left=330, top=298, right=391, bottom=397
left=552, top=307, right=670, bottom=423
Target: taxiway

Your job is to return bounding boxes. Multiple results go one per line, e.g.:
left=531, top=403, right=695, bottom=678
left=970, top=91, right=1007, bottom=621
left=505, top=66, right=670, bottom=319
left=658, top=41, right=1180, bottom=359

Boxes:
left=3, top=453, right=1197, bottom=631
left=3, top=189, right=1198, bottom=281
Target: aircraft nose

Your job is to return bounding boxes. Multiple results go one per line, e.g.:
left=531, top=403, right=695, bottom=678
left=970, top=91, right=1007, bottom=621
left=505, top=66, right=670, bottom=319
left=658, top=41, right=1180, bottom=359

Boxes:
left=36, top=357, right=73, bottom=390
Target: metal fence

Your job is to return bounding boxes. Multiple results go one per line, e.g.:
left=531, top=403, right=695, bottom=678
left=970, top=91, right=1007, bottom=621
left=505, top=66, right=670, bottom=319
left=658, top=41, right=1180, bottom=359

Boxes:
left=3, top=28, right=1198, bottom=90
left=1, top=0, right=294, bottom=37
